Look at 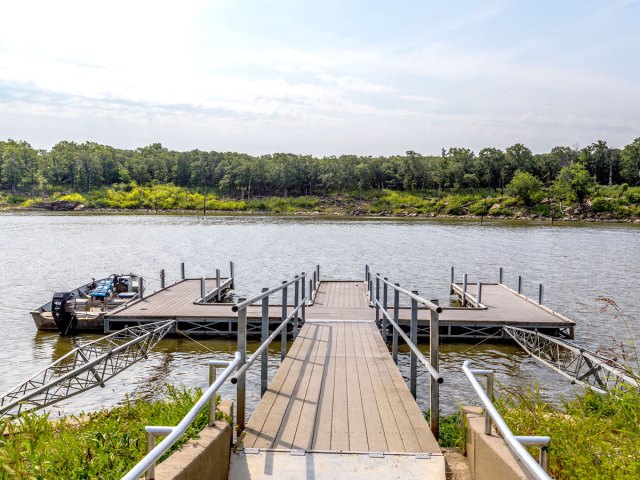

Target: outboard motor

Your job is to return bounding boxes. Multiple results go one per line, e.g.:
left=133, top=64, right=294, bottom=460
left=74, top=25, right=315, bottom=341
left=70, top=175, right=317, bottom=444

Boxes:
left=52, top=292, right=77, bottom=336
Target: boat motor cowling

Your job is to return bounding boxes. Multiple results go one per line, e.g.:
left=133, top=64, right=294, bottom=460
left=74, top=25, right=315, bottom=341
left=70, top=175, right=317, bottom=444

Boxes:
left=52, top=292, right=77, bottom=336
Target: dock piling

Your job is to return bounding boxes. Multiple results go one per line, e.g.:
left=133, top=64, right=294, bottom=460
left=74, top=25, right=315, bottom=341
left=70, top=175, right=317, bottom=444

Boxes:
left=518, top=275, right=523, bottom=294
left=477, top=282, right=483, bottom=305
left=430, top=299, right=440, bottom=440
left=375, top=275, right=380, bottom=324
left=499, top=267, right=504, bottom=284
left=200, top=277, right=205, bottom=300
left=281, top=281, right=288, bottom=362
left=308, top=279, right=313, bottom=304
left=261, top=288, right=269, bottom=396
left=410, top=291, right=418, bottom=399
left=392, top=285, right=400, bottom=364
left=365, top=265, right=369, bottom=283
left=229, top=261, right=235, bottom=288
left=382, top=277, right=388, bottom=342
left=139, top=277, right=144, bottom=299
left=160, top=269, right=165, bottom=289
left=316, top=265, right=320, bottom=282
left=450, top=266, right=455, bottom=294
left=180, top=262, right=185, bottom=280
left=539, top=284, right=544, bottom=305
left=216, top=269, right=221, bottom=301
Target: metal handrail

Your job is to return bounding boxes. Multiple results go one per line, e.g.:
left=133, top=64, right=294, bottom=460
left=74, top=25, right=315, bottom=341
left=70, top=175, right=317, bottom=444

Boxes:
left=230, top=300, right=305, bottom=384
left=375, top=274, right=442, bottom=313
left=121, top=352, right=242, bottom=480
left=232, top=273, right=307, bottom=312
left=462, top=360, right=553, bottom=480
left=376, top=299, right=443, bottom=383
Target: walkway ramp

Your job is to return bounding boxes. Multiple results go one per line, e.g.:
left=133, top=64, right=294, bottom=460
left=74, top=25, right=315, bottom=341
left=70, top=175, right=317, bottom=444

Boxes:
left=230, top=280, right=444, bottom=479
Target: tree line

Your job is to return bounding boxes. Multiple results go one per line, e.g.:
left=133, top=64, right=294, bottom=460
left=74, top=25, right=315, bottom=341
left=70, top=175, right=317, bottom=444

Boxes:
left=1, top=138, right=639, bottom=197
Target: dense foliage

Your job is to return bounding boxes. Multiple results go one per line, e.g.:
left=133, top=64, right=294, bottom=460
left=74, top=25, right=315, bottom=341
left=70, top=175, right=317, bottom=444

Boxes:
left=0, top=387, right=226, bottom=480
left=1, top=138, right=640, bottom=198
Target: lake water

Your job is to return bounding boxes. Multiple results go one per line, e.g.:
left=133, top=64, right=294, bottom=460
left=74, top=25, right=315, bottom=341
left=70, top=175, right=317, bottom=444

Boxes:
left=1, top=213, right=638, bottom=417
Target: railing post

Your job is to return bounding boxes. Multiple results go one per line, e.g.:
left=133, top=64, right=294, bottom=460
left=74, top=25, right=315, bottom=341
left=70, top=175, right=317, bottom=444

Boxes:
left=410, top=291, right=418, bottom=399
left=216, top=269, right=221, bottom=301
left=485, top=372, right=494, bottom=435
left=450, top=266, right=455, bottom=294
left=477, top=282, right=483, bottom=306
left=462, top=273, right=468, bottom=306
left=208, top=363, right=217, bottom=426
left=540, top=446, right=549, bottom=472
left=538, top=284, right=544, bottom=304
left=160, top=269, right=165, bottom=289
left=365, top=265, right=369, bottom=283
left=430, top=299, right=440, bottom=440
left=368, top=278, right=373, bottom=303
left=518, top=275, right=523, bottom=294
left=313, top=271, right=317, bottom=290
left=316, top=265, right=320, bottom=282
left=281, top=281, right=288, bottom=362
left=309, top=279, right=313, bottom=303
left=229, top=261, right=235, bottom=288
left=236, top=299, right=247, bottom=435
left=499, top=267, right=504, bottom=284
left=181, top=262, right=185, bottom=280
left=375, top=275, right=380, bottom=324
left=261, top=288, right=269, bottom=397
left=382, top=277, right=388, bottom=342
left=301, top=273, right=306, bottom=323
left=392, top=284, right=400, bottom=364
left=293, top=275, right=300, bottom=339
left=139, top=277, right=144, bottom=299
left=200, top=277, right=206, bottom=301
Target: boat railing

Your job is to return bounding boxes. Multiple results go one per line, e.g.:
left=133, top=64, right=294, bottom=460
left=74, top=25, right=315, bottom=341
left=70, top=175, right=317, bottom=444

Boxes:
left=462, top=360, right=553, bottom=480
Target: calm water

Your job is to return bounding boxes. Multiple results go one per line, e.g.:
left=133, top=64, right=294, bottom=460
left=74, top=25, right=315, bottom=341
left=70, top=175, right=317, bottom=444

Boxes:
left=0, top=214, right=638, bottom=417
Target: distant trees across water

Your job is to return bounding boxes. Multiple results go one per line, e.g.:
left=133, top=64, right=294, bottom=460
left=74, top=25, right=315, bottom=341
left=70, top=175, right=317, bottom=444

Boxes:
left=1, top=138, right=640, bottom=198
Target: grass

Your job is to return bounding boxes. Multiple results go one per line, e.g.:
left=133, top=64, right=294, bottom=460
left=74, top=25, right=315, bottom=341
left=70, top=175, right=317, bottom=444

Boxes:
left=0, top=386, right=229, bottom=480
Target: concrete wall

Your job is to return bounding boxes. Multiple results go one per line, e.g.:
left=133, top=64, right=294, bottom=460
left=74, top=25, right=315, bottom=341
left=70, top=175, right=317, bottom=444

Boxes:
left=462, top=407, right=529, bottom=480
left=155, top=400, right=233, bottom=480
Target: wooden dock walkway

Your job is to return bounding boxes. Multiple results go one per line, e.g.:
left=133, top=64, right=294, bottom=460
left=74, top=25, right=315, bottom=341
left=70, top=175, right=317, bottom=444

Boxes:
left=230, top=285, right=445, bottom=479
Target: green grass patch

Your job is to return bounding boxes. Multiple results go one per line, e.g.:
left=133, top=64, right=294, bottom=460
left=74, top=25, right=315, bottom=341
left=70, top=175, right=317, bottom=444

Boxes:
left=0, top=386, right=229, bottom=479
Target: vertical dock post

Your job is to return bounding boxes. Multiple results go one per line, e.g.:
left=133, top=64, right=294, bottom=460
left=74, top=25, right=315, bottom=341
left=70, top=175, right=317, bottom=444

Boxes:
left=160, top=269, right=165, bottom=289
left=392, top=285, right=400, bottom=364
left=308, top=279, right=313, bottom=304
left=236, top=298, right=247, bottom=434
left=462, top=274, right=468, bottom=306
left=181, top=262, right=185, bottom=280
left=208, top=363, right=217, bottom=426
left=518, top=275, right=523, bottom=294
left=410, top=291, right=418, bottom=399
left=450, top=266, right=455, bottom=294
left=382, top=277, right=388, bottom=342
left=477, top=282, right=483, bottom=306
left=375, top=274, right=380, bottom=324
left=261, top=288, right=269, bottom=397
left=301, top=273, right=306, bottom=323
left=365, top=265, right=369, bottom=282
left=313, top=271, right=317, bottom=291
left=499, top=267, right=504, bottom=284
left=316, top=265, right=320, bottom=282
left=200, top=277, right=206, bottom=301
left=430, top=299, right=440, bottom=440
left=293, top=275, right=300, bottom=339
left=281, top=281, right=288, bottom=362
left=216, top=269, right=221, bottom=301
left=229, top=261, right=235, bottom=288
left=139, top=277, right=144, bottom=299
left=368, top=277, right=373, bottom=303
left=539, top=284, right=544, bottom=304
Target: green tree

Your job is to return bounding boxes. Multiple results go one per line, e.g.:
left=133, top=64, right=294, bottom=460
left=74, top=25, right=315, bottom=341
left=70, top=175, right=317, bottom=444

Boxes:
left=506, top=171, right=543, bottom=205
left=620, top=137, right=640, bottom=186
left=553, top=163, right=593, bottom=203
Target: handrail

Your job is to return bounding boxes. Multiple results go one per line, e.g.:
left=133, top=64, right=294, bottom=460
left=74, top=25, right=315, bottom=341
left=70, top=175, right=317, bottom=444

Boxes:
left=121, top=352, right=242, bottom=480
left=375, top=298, right=443, bottom=383
left=375, top=274, right=442, bottom=313
left=232, top=273, right=307, bottom=311
left=462, top=360, right=553, bottom=480
left=230, top=300, right=305, bottom=384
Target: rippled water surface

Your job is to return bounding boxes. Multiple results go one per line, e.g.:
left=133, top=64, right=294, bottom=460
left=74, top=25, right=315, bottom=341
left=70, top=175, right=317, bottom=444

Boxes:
left=1, top=214, right=638, bottom=416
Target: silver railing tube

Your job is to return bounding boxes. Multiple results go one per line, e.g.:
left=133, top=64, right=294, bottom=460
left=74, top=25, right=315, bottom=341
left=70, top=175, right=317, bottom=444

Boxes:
left=122, top=352, right=242, bottom=480
left=462, top=360, right=553, bottom=480
left=231, top=274, right=306, bottom=312
left=375, top=275, right=443, bottom=313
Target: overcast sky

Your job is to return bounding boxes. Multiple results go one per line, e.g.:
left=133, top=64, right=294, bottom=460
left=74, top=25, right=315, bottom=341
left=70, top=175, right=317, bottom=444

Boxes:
left=0, top=0, right=638, bottom=156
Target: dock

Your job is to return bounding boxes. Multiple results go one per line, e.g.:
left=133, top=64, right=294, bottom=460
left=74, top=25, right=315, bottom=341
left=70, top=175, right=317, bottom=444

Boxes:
left=106, top=271, right=575, bottom=340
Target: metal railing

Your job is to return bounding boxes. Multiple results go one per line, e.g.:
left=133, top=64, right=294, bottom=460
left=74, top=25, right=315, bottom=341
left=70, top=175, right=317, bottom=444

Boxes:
left=121, top=352, right=242, bottom=480
left=365, top=267, right=443, bottom=440
left=230, top=270, right=314, bottom=434
left=463, top=360, right=553, bottom=480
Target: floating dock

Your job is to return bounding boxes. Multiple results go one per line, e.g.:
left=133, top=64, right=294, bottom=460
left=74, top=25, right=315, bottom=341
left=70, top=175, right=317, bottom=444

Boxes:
left=106, top=273, right=575, bottom=340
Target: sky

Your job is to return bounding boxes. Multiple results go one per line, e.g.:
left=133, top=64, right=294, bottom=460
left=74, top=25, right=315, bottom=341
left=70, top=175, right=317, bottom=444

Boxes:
left=0, top=0, right=638, bottom=156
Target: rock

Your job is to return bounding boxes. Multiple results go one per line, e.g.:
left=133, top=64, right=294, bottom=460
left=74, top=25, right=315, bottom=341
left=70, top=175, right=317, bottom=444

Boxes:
left=34, top=200, right=84, bottom=211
